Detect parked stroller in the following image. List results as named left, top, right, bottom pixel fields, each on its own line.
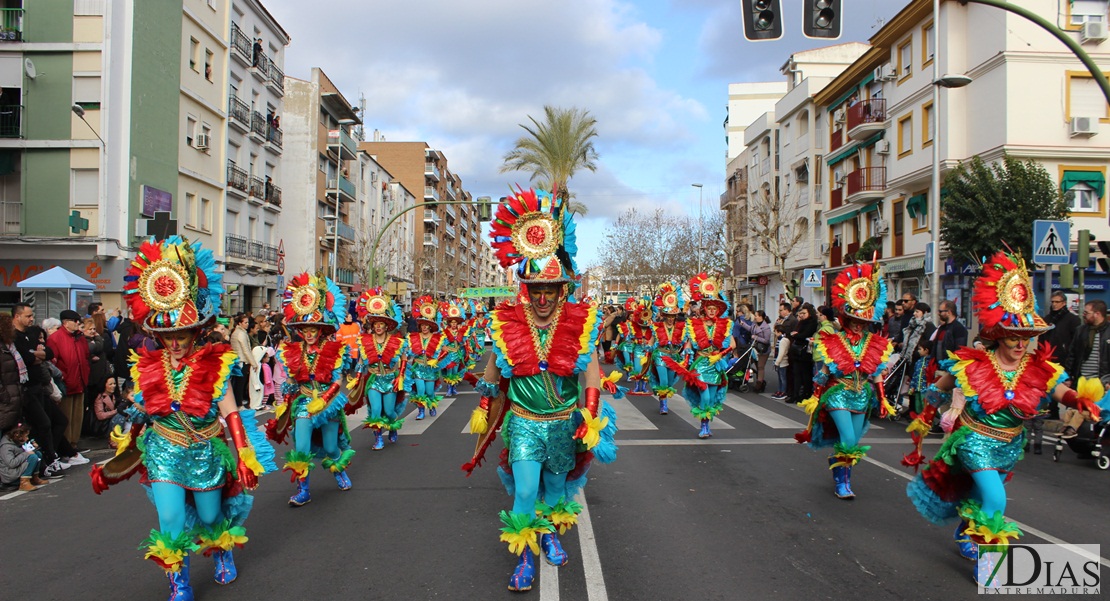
left=727, top=343, right=763, bottom=393
left=1053, top=414, right=1110, bottom=470
left=879, top=352, right=911, bottom=422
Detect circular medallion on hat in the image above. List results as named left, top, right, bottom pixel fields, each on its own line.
left=367, top=296, right=387, bottom=314
left=663, top=292, right=677, bottom=308
left=292, top=285, right=319, bottom=316
left=511, top=212, right=560, bottom=259
left=138, top=259, right=191, bottom=312
left=420, top=305, right=436, bottom=319
left=701, top=279, right=718, bottom=296
left=845, top=276, right=876, bottom=310
left=995, top=270, right=1034, bottom=316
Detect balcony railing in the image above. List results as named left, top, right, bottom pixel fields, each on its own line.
left=830, top=186, right=843, bottom=210
left=250, top=111, right=267, bottom=139
left=327, top=175, right=356, bottom=201
left=249, top=241, right=265, bottom=261
left=0, top=105, right=21, bottom=138
left=423, top=233, right=439, bottom=247
left=424, top=186, right=440, bottom=202
left=336, top=220, right=356, bottom=243
left=230, top=23, right=252, bottom=65
left=252, top=50, right=271, bottom=80
left=266, top=125, right=282, bottom=148
left=829, top=127, right=845, bottom=153
left=444, top=204, right=456, bottom=219
left=226, top=161, right=248, bottom=193
left=0, top=9, right=24, bottom=42
left=263, top=243, right=279, bottom=265
left=226, top=235, right=249, bottom=259
left=424, top=162, right=441, bottom=181
left=846, top=167, right=886, bottom=201
left=0, top=200, right=21, bottom=235
left=445, top=224, right=456, bottom=238
left=327, top=129, right=357, bottom=160
left=249, top=176, right=265, bottom=199
left=847, top=98, right=886, bottom=136
left=265, top=184, right=281, bottom=207
left=227, top=95, right=250, bottom=129
left=268, top=63, right=284, bottom=92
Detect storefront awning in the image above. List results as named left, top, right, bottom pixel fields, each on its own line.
left=827, top=209, right=860, bottom=226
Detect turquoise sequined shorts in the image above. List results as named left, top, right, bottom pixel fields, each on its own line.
left=956, top=430, right=1024, bottom=473
left=143, top=429, right=229, bottom=491
left=503, top=413, right=576, bottom=475
left=822, top=385, right=873, bottom=413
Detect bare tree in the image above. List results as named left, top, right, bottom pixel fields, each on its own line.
left=595, top=208, right=726, bottom=285
left=747, top=183, right=809, bottom=294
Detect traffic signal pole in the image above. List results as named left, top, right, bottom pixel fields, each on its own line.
left=366, top=198, right=490, bottom=288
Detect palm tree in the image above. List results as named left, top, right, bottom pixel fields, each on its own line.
left=501, top=105, right=599, bottom=215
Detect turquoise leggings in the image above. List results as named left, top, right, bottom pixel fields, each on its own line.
left=368, top=390, right=401, bottom=422
left=829, top=409, right=868, bottom=448
left=694, top=384, right=724, bottom=417
left=970, top=469, right=1009, bottom=518
left=654, top=364, right=677, bottom=390
left=151, top=482, right=223, bottom=538
left=413, top=379, right=437, bottom=400
left=510, top=460, right=569, bottom=515
left=294, top=418, right=340, bottom=460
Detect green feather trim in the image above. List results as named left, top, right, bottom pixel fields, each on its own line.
left=283, top=449, right=316, bottom=469
left=322, top=448, right=356, bottom=473
left=499, top=510, right=554, bottom=535
left=690, top=405, right=722, bottom=420
left=138, top=528, right=198, bottom=553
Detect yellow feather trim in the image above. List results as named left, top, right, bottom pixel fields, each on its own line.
left=549, top=511, right=579, bottom=535
left=1076, top=375, right=1105, bottom=404
left=237, top=446, right=265, bottom=476
left=469, top=407, right=489, bottom=434
left=427, top=359, right=439, bottom=368
left=144, top=541, right=188, bottom=572
left=306, top=394, right=325, bottom=415
left=881, top=397, right=898, bottom=418
left=500, top=527, right=545, bottom=556
left=283, top=460, right=312, bottom=480
left=199, top=530, right=248, bottom=552
left=274, top=402, right=288, bottom=419
left=577, top=408, right=608, bottom=450
left=576, top=301, right=600, bottom=356
left=965, top=523, right=1021, bottom=546
left=601, top=371, right=623, bottom=385
left=906, top=416, right=931, bottom=437
left=950, top=353, right=977, bottom=398
left=490, top=311, right=514, bottom=367
left=798, top=395, right=820, bottom=415
left=346, top=375, right=360, bottom=390
left=110, top=425, right=132, bottom=456
left=215, top=350, right=237, bottom=401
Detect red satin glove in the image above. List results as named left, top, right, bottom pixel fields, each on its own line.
left=574, top=387, right=601, bottom=441
left=225, top=411, right=258, bottom=490
left=1062, top=389, right=1103, bottom=421
left=321, top=381, right=342, bottom=403
left=874, top=382, right=891, bottom=418
left=479, top=396, right=490, bottom=411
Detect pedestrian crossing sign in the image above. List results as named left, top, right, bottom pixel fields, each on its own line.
left=1032, top=220, right=1070, bottom=265
left=802, top=268, right=822, bottom=288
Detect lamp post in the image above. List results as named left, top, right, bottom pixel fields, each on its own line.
left=928, top=0, right=973, bottom=316
left=692, top=183, right=704, bottom=272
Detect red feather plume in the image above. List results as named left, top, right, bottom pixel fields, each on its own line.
left=489, top=188, right=543, bottom=268
left=123, top=240, right=165, bottom=324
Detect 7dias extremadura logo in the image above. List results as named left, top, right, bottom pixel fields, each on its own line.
left=977, top=544, right=1101, bottom=595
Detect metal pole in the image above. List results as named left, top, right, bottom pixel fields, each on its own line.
left=929, top=0, right=943, bottom=318
left=366, top=199, right=479, bottom=288
left=332, top=130, right=341, bottom=282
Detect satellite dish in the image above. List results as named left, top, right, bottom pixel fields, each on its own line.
left=24, top=58, right=36, bottom=80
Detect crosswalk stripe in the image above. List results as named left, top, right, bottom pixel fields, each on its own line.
left=758, top=393, right=885, bottom=429
left=605, top=396, right=659, bottom=431
left=723, top=395, right=803, bottom=429
left=400, top=397, right=456, bottom=435
left=669, top=394, right=734, bottom=430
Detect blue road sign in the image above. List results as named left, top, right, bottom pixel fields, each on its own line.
left=1033, top=220, right=1070, bottom=265
left=802, top=268, right=822, bottom=288
left=924, top=241, right=935, bottom=275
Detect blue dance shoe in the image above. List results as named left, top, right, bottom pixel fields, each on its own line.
left=447, top=384, right=457, bottom=396
left=372, top=430, right=385, bottom=451
left=507, top=551, right=536, bottom=592
left=416, top=407, right=426, bottom=420
left=167, top=556, right=194, bottom=601
left=212, top=549, right=237, bottom=585
left=334, top=470, right=352, bottom=491
left=541, top=532, right=569, bottom=567
left=698, top=419, right=711, bottom=439
left=829, top=457, right=854, bottom=499
left=388, top=430, right=398, bottom=443
left=289, top=476, right=311, bottom=507
left=954, top=520, right=977, bottom=561
left=659, top=399, right=669, bottom=414
left=430, top=405, right=437, bottom=417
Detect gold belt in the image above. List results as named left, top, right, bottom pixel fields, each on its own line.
left=832, top=376, right=868, bottom=392
left=510, top=403, right=575, bottom=422
left=152, top=418, right=223, bottom=447
left=958, top=413, right=1023, bottom=442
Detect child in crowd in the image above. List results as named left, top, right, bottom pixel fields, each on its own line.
left=772, top=327, right=791, bottom=401
left=262, top=347, right=276, bottom=407
left=0, top=424, right=47, bottom=491
left=93, top=377, right=120, bottom=437
left=107, top=381, right=135, bottom=449
left=907, top=340, right=934, bottom=416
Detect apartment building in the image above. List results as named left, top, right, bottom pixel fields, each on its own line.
left=349, top=148, right=416, bottom=302
left=220, top=0, right=289, bottom=312
left=280, top=67, right=361, bottom=291
left=0, top=0, right=182, bottom=311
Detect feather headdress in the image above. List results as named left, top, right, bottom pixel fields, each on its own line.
left=411, top=295, right=440, bottom=331
left=123, top=236, right=222, bottom=332
left=653, top=281, right=684, bottom=318
left=830, top=261, right=886, bottom=323
left=489, top=187, right=579, bottom=285
left=972, top=251, right=1052, bottom=340
left=689, top=273, right=730, bottom=317
left=355, top=287, right=402, bottom=331
left=282, top=271, right=346, bottom=332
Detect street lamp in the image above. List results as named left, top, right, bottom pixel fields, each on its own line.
left=928, top=0, right=974, bottom=316
left=72, top=104, right=106, bottom=146
left=692, top=183, right=703, bottom=273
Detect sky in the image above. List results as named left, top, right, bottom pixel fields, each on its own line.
left=263, top=0, right=906, bottom=268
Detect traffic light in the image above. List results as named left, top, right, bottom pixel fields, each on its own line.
left=802, top=0, right=842, bottom=40
left=1078, top=229, right=1094, bottom=269
left=741, top=0, right=783, bottom=41
left=1059, top=264, right=1075, bottom=290
left=476, top=196, right=492, bottom=222
left=1098, top=240, right=1110, bottom=272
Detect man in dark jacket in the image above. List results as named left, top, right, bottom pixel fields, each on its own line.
left=930, top=300, right=968, bottom=370
left=1065, top=299, right=1110, bottom=382
left=11, top=303, right=75, bottom=476
left=1042, top=292, right=1080, bottom=364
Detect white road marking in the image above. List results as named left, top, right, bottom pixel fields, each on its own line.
left=617, top=438, right=941, bottom=446
left=669, top=394, right=734, bottom=430
left=539, top=550, right=559, bottom=599
left=400, top=397, right=455, bottom=435
left=606, top=395, right=660, bottom=430
left=723, top=395, right=803, bottom=429
left=862, top=456, right=1110, bottom=569
left=575, top=493, right=609, bottom=601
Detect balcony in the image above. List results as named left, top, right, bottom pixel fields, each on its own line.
left=249, top=240, right=265, bottom=262
left=263, top=243, right=279, bottom=266
left=444, top=203, right=456, bottom=219
left=226, top=235, right=249, bottom=260
left=830, top=186, right=843, bottom=210
left=424, top=162, right=441, bottom=181
left=423, top=210, right=440, bottom=225
left=327, top=175, right=356, bottom=203
left=227, top=95, right=250, bottom=133
left=250, top=111, right=267, bottom=143
left=445, top=223, right=456, bottom=238
left=424, top=186, right=440, bottom=202
left=265, top=125, right=282, bottom=153
left=0, top=105, right=21, bottom=138
left=323, top=220, right=356, bottom=245
left=335, top=268, right=355, bottom=286
left=265, top=184, right=281, bottom=211
left=846, top=167, right=886, bottom=203
left=267, top=62, right=284, bottom=95
left=445, top=185, right=457, bottom=201
left=327, top=128, right=357, bottom=161
left=251, top=50, right=270, bottom=82
left=445, top=245, right=455, bottom=258
left=226, top=161, right=248, bottom=198
left=230, top=23, right=252, bottom=66
left=847, top=99, right=886, bottom=140
left=0, top=9, right=22, bottom=42
left=829, top=127, right=845, bottom=153
left=0, top=200, right=21, bottom=235
left=248, top=176, right=265, bottom=204
left=423, top=233, right=439, bottom=247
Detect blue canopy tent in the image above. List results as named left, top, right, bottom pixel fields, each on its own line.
left=17, top=266, right=97, bottom=318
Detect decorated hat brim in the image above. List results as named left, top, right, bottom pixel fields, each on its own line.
left=364, top=315, right=399, bottom=330
left=978, top=322, right=1054, bottom=341
left=415, top=318, right=439, bottom=331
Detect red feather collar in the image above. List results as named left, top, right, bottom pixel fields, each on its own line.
left=359, top=333, right=404, bottom=366
left=689, top=318, right=730, bottom=350
left=443, top=326, right=469, bottom=344
left=281, top=340, right=344, bottom=384
left=409, top=332, right=445, bottom=358
left=818, top=331, right=890, bottom=376
left=952, top=346, right=1058, bottom=416
left=492, top=302, right=592, bottom=377
left=135, top=344, right=235, bottom=417
left=654, top=321, right=684, bottom=346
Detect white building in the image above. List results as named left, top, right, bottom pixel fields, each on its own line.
left=351, top=149, right=416, bottom=303
left=725, top=82, right=787, bottom=163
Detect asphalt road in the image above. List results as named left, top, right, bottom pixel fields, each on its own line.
left=3, top=360, right=1107, bottom=601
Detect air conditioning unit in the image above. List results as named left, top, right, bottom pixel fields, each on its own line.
left=1082, top=21, right=1108, bottom=44
left=324, top=223, right=336, bottom=237
left=193, top=133, right=210, bottom=150
left=820, top=243, right=831, bottom=255
left=834, top=109, right=846, bottom=123
left=1069, top=116, right=1098, bottom=138
left=835, top=171, right=846, bottom=185
left=875, top=139, right=890, bottom=154
left=873, top=64, right=895, bottom=81
left=875, top=220, right=890, bottom=235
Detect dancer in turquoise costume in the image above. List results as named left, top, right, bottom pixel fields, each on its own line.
left=684, top=274, right=735, bottom=439
left=903, top=251, right=1102, bottom=586
left=624, top=298, right=655, bottom=396
left=91, top=236, right=276, bottom=601
left=794, top=260, right=894, bottom=500
left=406, top=295, right=448, bottom=420
left=440, top=298, right=470, bottom=396
left=649, top=281, right=689, bottom=415
left=267, top=271, right=354, bottom=507
left=614, top=296, right=640, bottom=375
left=353, top=287, right=408, bottom=450
left=462, top=187, right=618, bottom=592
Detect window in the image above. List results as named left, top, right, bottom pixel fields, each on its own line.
left=912, top=195, right=929, bottom=231
left=199, top=124, right=212, bottom=151
left=71, top=169, right=98, bottom=207
left=184, top=193, right=197, bottom=228
left=922, top=22, right=935, bottom=67
left=1067, top=71, right=1110, bottom=121
left=1068, top=183, right=1099, bottom=212
left=204, top=49, right=214, bottom=82
left=922, top=101, right=935, bottom=146
left=200, top=197, right=211, bottom=232
left=898, top=114, right=914, bottom=157
left=898, top=40, right=913, bottom=80
left=72, top=75, right=101, bottom=107
left=226, top=210, right=239, bottom=235
left=189, top=38, right=200, bottom=72
left=1070, top=0, right=1107, bottom=27
left=1060, top=168, right=1106, bottom=215
left=186, top=116, right=197, bottom=146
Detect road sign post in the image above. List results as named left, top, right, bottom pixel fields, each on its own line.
left=802, top=268, right=822, bottom=288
